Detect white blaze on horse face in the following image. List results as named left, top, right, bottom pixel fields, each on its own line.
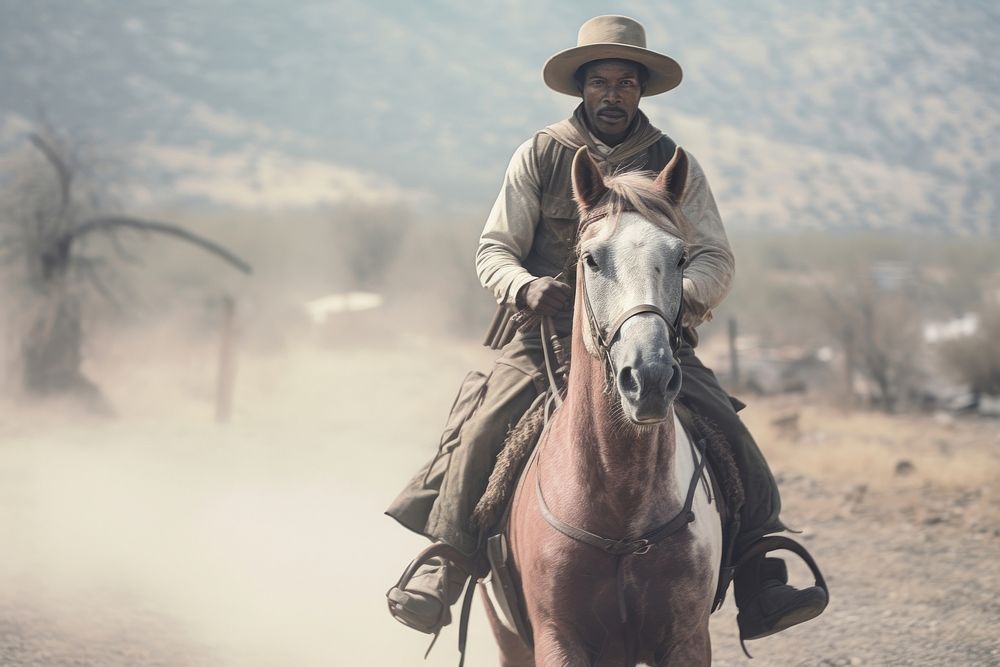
left=581, top=212, right=685, bottom=360
left=581, top=212, right=687, bottom=423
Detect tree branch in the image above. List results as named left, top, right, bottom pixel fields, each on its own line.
left=68, top=216, right=253, bottom=275
left=28, top=133, right=72, bottom=218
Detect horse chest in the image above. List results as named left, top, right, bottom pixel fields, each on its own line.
left=519, top=538, right=711, bottom=664
left=535, top=532, right=708, bottom=614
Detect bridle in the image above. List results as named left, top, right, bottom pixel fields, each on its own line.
left=578, top=251, right=685, bottom=389
left=531, top=224, right=701, bottom=626
left=535, top=255, right=705, bottom=626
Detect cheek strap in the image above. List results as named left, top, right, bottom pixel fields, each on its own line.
left=580, top=263, right=686, bottom=356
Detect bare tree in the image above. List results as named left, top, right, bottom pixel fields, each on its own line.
left=0, top=127, right=251, bottom=406
left=820, top=268, right=925, bottom=412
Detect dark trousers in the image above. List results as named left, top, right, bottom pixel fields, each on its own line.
left=673, top=343, right=785, bottom=554
left=386, top=335, right=784, bottom=558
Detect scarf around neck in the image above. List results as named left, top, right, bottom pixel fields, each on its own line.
left=542, top=103, right=665, bottom=167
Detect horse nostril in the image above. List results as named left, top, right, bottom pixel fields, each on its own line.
left=618, top=366, right=639, bottom=395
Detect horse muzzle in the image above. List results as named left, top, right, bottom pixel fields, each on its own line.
left=617, top=359, right=682, bottom=423
left=601, top=309, right=684, bottom=424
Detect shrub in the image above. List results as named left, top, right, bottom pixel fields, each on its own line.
left=939, top=306, right=1000, bottom=396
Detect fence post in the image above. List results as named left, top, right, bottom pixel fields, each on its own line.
left=842, top=324, right=855, bottom=407
left=215, top=295, right=238, bottom=423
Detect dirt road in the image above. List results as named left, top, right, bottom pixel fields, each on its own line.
left=1, top=339, right=997, bottom=666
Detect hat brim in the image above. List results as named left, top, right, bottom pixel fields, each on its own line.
left=543, top=43, right=683, bottom=97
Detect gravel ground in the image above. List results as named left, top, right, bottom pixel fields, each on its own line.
left=710, top=472, right=1000, bottom=666
left=0, top=584, right=225, bottom=667
left=0, top=342, right=997, bottom=666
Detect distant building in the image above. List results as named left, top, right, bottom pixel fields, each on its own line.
left=923, top=313, right=979, bottom=343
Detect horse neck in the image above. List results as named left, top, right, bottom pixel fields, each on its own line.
left=551, top=291, right=681, bottom=522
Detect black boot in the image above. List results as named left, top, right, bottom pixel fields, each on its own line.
left=734, top=555, right=828, bottom=640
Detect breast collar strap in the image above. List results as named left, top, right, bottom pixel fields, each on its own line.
left=535, top=433, right=709, bottom=622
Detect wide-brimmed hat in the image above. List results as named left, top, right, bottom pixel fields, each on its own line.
left=543, top=15, right=683, bottom=97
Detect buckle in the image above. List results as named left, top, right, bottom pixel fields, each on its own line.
left=608, top=538, right=652, bottom=556
left=632, top=540, right=653, bottom=555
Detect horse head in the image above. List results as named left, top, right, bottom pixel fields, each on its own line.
left=571, top=145, right=693, bottom=425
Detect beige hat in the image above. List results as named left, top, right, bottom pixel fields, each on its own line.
left=543, top=15, right=683, bottom=97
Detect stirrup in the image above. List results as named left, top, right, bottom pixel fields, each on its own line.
left=387, top=542, right=482, bottom=598
left=386, top=542, right=482, bottom=667
left=735, top=535, right=828, bottom=598
left=734, top=535, right=829, bottom=657
left=386, top=583, right=451, bottom=635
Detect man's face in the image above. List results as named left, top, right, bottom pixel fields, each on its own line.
left=580, top=59, right=643, bottom=146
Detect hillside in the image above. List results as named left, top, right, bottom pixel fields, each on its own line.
left=1, top=1, right=997, bottom=234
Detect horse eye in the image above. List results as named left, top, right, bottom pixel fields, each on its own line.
left=585, top=253, right=599, bottom=270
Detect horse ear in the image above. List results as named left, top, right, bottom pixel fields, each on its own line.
left=571, top=146, right=608, bottom=214
left=654, top=146, right=688, bottom=204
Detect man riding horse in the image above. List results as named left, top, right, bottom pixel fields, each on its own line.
left=386, top=14, right=827, bottom=648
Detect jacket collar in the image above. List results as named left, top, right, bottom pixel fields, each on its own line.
left=542, top=104, right=664, bottom=166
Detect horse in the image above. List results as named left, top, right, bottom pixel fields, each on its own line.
left=482, top=145, right=724, bottom=667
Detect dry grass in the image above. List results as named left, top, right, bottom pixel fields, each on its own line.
left=743, top=397, right=999, bottom=491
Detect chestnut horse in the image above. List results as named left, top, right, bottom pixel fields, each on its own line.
left=485, top=146, right=723, bottom=666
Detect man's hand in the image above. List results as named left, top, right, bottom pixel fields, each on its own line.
left=520, top=277, right=572, bottom=316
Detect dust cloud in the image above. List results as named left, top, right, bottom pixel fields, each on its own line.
left=0, top=208, right=507, bottom=666
left=1, top=326, right=509, bottom=666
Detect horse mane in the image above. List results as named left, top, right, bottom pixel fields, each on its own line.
left=578, top=169, right=695, bottom=249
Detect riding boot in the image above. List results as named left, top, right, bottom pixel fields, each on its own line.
left=734, top=555, right=828, bottom=640
left=386, top=557, right=470, bottom=634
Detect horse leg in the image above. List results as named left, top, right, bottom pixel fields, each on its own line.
left=533, top=627, right=592, bottom=667
left=657, top=627, right=711, bottom=667
left=479, top=583, right=534, bottom=667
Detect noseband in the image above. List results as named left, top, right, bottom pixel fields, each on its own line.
left=579, top=256, right=685, bottom=383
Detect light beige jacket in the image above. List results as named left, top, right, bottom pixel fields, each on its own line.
left=476, top=107, right=734, bottom=328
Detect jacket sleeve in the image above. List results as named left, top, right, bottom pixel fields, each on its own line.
left=475, top=138, right=543, bottom=306
left=679, top=152, right=735, bottom=327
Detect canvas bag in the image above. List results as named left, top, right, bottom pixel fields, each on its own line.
left=385, top=370, right=489, bottom=537
left=427, top=370, right=489, bottom=480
